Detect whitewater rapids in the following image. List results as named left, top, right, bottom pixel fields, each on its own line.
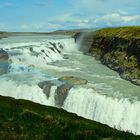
left=0, top=35, right=140, bottom=135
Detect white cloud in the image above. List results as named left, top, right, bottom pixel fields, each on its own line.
left=4, top=3, right=14, bottom=6
left=0, top=25, right=5, bottom=28
left=53, top=13, right=82, bottom=22
left=34, top=2, right=48, bottom=7
left=20, top=22, right=62, bottom=31
left=0, top=2, right=16, bottom=8
left=3, top=2, right=15, bottom=8
left=47, top=23, right=62, bottom=29
left=71, top=0, right=137, bottom=13
left=94, top=12, right=140, bottom=26
left=21, top=24, right=30, bottom=29
left=21, top=10, right=140, bottom=31
left=0, top=24, right=6, bottom=30
left=122, top=15, right=139, bottom=23
left=50, top=13, right=92, bottom=29
left=71, top=0, right=140, bottom=27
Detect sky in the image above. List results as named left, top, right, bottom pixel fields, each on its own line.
left=0, top=0, right=140, bottom=32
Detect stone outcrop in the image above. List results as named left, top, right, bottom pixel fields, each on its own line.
left=0, top=49, right=10, bottom=75
left=74, top=26, right=140, bottom=86
left=38, top=76, right=88, bottom=107
left=55, top=83, right=72, bottom=106
left=59, top=76, right=88, bottom=85
left=38, top=81, right=55, bottom=98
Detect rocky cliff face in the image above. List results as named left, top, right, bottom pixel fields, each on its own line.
left=0, top=49, right=10, bottom=75
left=75, top=27, right=140, bottom=86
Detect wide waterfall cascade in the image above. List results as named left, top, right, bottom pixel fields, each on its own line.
left=35, top=81, right=140, bottom=135
left=63, top=87, right=140, bottom=135
left=0, top=35, right=140, bottom=135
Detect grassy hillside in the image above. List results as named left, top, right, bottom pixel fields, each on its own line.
left=93, top=26, right=140, bottom=39
left=0, top=95, right=139, bottom=140
left=85, top=26, right=140, bottom=86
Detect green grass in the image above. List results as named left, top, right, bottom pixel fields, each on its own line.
left=94, top=26, right=140, bottom=40
left=0, top=95, right=139, bottom=140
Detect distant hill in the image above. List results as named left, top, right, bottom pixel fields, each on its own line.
left=0, top=28, right=99, bottom=39
left=0, top=30, right=75, bottom=38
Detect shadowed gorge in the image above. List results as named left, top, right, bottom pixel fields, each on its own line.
left=75, top=27, right=140, bottom=86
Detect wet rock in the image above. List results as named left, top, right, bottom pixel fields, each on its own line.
left=41, top=49, right=49, bottom=57
left=0, top=49, right=9, bottom=75
left=38, top=81, right=55, bottom=98
left=59, top=76, right=88, bottom=85
left=49, top=42, right=56, bottom=47
left=29, top=47, right=33, bottom=52
left=73, top=32, right=83, bottom=42
left=38, top=81, right=51, bottom=89
left=54, top=46, right=61, bottom=53
left=41, top=49, right=45, bottom=53
left=58, top=43, right=63, bottom=49
left=38, top=79, right=72, bottom=107
left=38, top=76, right=88, bottom=107
left=55, top=84, right=73, bottom=107
left=63, top=54, right=69, bottom=59
left=49, top=47, right=55, bottom=52
left=0, top=49, right=9, bottom=60
left=49, top=42, right=62, bottom=53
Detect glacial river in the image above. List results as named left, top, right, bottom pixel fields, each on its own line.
left=0, top=35, right=140, bottom=135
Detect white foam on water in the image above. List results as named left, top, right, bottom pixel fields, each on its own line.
left=0, top=79, right=48, bottom=105
left=1, top=35, right=140, bottom=136
left=8, top=43, right=63, bottom=71
left=3, top=37, right=79, bottom=74
left=58, top=38, right=79, bottom=52
left=45, top=86, right=58, bottom=106
left=63, top=87, right=140, bottom=135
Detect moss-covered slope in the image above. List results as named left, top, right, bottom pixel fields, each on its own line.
left=87, top=26, right=140, bottom=86
left=0, top=95, right=139, bottom=140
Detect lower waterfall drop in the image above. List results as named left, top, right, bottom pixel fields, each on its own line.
left=63, top=87, right=140, bottom=135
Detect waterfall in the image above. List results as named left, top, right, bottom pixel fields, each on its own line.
left=0, top=36, right=79, bottom=75
left=62, top=87, right=140, bottom=135
left=35, top=80, right=140, bottom=135
left=0, top=35, right=140, bottom=136
left=0, top=79, right=48, bottom=105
